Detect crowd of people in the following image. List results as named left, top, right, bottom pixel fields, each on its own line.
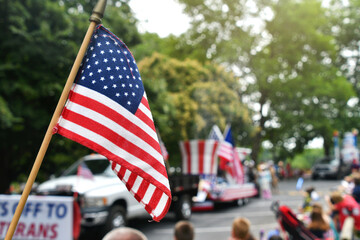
left=100, top=218, right=255, bottom=240
left=101, top=221, right=195, bottom=240
left=100, top=164, right=360, bottom=240
left=247, top=161, right=282, bottom=200
left=295, top=169, right=360, bottom=240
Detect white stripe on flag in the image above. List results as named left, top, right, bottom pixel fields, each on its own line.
left=204, top=141, right=215, bottom=174
left=131, top=176, right=143, bottom=194
left=74, top=84, right=159, bottom=146
left=153, top=193, right=170, bottom=217
left=58, top=119, right=170, bottom=188
left=179, top=142, right=188, bottom=174
left=65, top=97, right=163, bottom=162
left=143, top=184, right=156, bottom=205
left=190, top=141, right=199, bottom=174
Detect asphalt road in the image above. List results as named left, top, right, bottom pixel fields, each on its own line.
left=125, top=178, right=340, bottom=240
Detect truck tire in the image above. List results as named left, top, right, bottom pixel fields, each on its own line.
left=104, top=205, right=127, bottom=233
left=175, top=195, right=192, bottom=220
left=233, top=198, right=244, bottom=207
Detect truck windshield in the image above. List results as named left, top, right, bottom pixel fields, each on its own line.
left=62, top=159, right=113, bottom=176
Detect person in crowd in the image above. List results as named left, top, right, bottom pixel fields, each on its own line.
left=258, top=164, right=272, bottom=200
left=307, top=203, right=332, bottom=239
left=247, top=160, right=260, bottom=198
left=174, top=220, right=195, bottom=240
left=229, top=217, right=256, bottom=240
left=299, top=186, right=316, bottom=213
left=102, top=227, right=148, bottom=240
left=340, top=175, right=354, bottom=195
left=352, top=172, right=360, bottom=203
left=351, top=162, right=360, bottom=174
left=268, top=236, right=282, bottom=240
left=267, top=229, right=282, bottom=240
left=277, top=161, right=285, bottom=180
left=285, top=162, right=292, bottom=178
left=269, top=163, right=279, bottom=194
left=326, top=191, right=360, bottom=233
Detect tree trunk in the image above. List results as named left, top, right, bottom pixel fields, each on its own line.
left=0, top=153, right=12, bottom=193
left=251, top=99, right=267, bottom=164
left=323, top=135, right=331, bottom=157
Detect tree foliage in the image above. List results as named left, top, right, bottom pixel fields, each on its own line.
left=178, top=0, right=355, bottom=162
left=138, top=53, right=253, bottom=165
left=0, top=0, right=140, bottom=192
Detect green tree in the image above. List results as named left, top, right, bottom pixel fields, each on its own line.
left=255, top=0, right=355, bottom=159
left=326, top=0, right=360, bottom=134
left=132, top=32, right=208, bottom=62
left=291, top=148, right=324, bottom=170
left=0, top=0, right=140, bottom=193
left=138, top=53, right=253, bottom=165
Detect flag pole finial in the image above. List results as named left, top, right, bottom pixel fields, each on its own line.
left=89, top=0, right=107, bottom=24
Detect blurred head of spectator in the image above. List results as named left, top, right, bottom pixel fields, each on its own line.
left=102, top=227, right=148, bottom=240
left=230, top=217, right=255, bottom=240
left=174, top=220, right=194, bottom=240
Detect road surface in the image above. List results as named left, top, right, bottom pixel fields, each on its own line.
left=124, top=178, right=340, bottom=240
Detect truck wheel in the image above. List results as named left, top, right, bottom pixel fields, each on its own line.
left=233, top=199, right=243, bottom=207
left=104, top=205, right=127, bottom=232
left=175, top=195, right=192, bottom=220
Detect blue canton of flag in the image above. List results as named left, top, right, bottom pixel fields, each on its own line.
left=77, top=29, right=144, bottom=114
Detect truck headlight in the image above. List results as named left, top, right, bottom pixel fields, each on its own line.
left=83, top=197, right=108, bottom=208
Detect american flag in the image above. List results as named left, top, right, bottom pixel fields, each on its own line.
left=208, top=124, right=224, bottom=142
left=218, top=125, right=244, bottom=183
left=77, top=162, right=94, bottom=180
left=179, top=140, right=219, bottom=175
left=217, top=125, right=235, bottom=162
left=55, top=25, right=171, bottom=221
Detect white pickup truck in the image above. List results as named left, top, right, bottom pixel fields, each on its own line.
left=35, top=154, right=199, bottom=234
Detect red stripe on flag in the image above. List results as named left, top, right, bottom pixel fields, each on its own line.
left=198, top=141, right=204, bottom=174
left=61, top=107, right=167, bottom=177
left=68, top=91, right=161, bottom=155
left=126, top=172, right=137, bottom=190
left=118, top=165, right=127, bottom=181
left=184, top=141, right=191, bottom=174
left=136, top=180, right=150, bottom=202
left=134, top=108, right=156, bottom=135
left=147, top=188, right=163, bottom=213
left=136, top=98, right=156, bottom=132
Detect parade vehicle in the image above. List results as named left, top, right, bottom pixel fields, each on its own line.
left=179, top=140, right=258, bottom=211
left=312, top=130, right=359, bottom=180
left=311, top=156, right=351, bottom=180
left=35, top=154, right=199, bottom=234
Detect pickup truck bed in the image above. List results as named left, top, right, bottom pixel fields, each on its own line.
left=168, top=174, right=199, bottom=220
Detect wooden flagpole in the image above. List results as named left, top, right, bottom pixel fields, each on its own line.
left=5, top=1, right=107, bottom=239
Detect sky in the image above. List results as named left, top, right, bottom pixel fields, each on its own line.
left=129, top=0, right=190, bottom=38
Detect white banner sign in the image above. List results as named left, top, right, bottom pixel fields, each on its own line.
left=0, top=194, right=73, bottom=240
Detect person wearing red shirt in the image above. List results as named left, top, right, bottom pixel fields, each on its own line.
left=328, top=191, right=360, bottom=232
